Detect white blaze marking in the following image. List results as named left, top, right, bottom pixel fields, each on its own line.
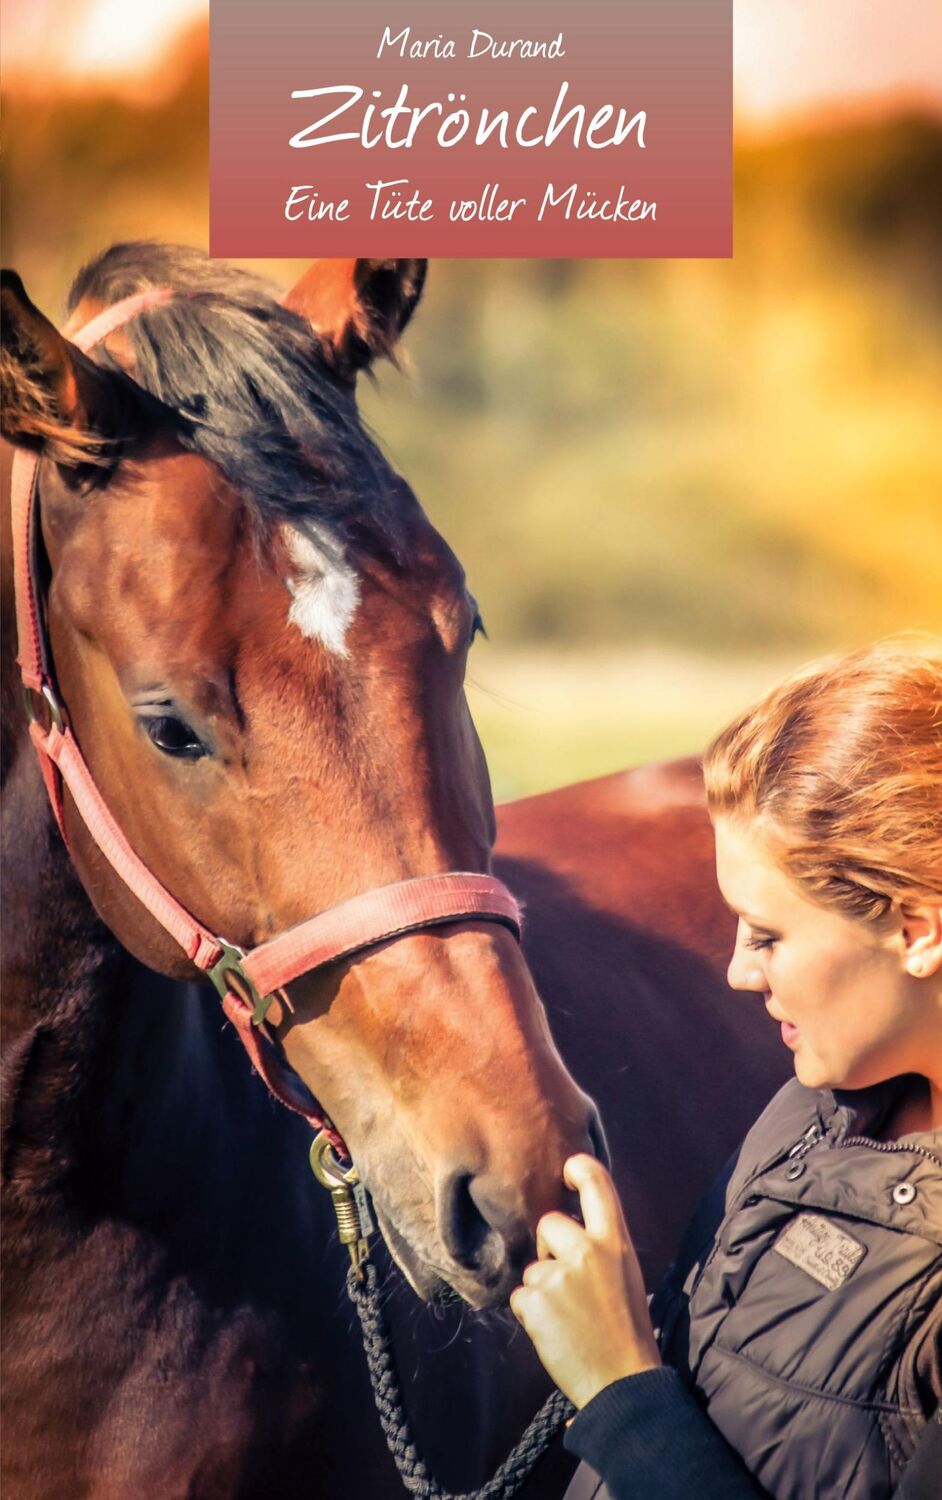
left=284, top=523, right=360, bottom=656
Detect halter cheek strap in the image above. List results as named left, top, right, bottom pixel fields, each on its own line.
left=10, top=288, right=523, bottom=1154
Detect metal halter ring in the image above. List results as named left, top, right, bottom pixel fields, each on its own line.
left=309, top=1132, right=359, bottom=1190
left=207, top=939, right=275, bottom=1026
left=24, top=682, right=67, bottom=735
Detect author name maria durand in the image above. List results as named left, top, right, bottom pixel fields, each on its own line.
left=376, top=26, right=569, bottom=63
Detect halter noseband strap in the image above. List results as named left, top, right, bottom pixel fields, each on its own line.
left=10, top=288, right=522, bottom=1149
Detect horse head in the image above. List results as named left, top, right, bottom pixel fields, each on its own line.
left=0, top=246, right=604, bottom=1309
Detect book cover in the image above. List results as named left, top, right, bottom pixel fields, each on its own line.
left=3, top=3, right=940, bottom=1496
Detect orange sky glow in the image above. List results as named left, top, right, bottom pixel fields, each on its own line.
left=3, top=0, right=942, bottom=124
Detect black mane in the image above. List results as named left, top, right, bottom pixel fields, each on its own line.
left=68, top=242, right=400, bottom=545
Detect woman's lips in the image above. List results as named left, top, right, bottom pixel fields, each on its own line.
left=781, top=1021, right=800, bottom=1048
left=764, top=997, right=800, bottom=1047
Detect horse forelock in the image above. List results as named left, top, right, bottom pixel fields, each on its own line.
left=65, top=242, right=405, bottom=556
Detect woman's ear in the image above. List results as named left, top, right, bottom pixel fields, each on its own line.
left=282, top=258, right=426, bottom=382
left=899, top=903, right=942, bottom=979
left=0, top=269, right=138, bottom=470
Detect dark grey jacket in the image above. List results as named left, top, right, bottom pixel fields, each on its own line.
left=566, top=1076, right=942, bottom=1499
left=656, top=1075, right=941, bottom=1495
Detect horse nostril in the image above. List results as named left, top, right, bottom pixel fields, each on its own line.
left=439, top=1171, right=496, bottom=1272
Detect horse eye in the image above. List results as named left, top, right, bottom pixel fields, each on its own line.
left=143, top=715, right=208, bottom=760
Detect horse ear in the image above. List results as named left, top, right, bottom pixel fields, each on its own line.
left=0, top=269, right=129, bottom=470
left=282, top=258, right=427, bottom=381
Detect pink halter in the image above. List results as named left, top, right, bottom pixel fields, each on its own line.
left=10, top=289, right=522, bottom=1152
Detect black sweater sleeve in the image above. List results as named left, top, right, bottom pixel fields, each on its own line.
left=563, top=1374, right=941, bottom=1500
left=563, top=1367, right=762, bottom=1499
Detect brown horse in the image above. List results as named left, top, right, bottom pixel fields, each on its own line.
left=0, top=247, right=787, bottom=1499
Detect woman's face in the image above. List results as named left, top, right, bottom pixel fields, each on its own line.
left=714, top=816, right=935, bottom=1091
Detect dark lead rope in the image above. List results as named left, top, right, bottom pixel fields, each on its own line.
left=346, top=1261, right=575, bottom=1499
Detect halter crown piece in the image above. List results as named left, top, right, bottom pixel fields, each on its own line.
left=10, top=288, right=523, bottom=1154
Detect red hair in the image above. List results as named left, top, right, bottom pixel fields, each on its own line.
left=704, top=636, right=942, bottom=921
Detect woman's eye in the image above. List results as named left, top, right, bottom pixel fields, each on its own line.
left=470, top=610, right=486, bottom=645
left=745, top=935, right=777, bottom=951
left=143, top=715, right=207, bottom=760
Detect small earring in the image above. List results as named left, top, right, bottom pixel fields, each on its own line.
left=908, top=960, right=925, bottom=977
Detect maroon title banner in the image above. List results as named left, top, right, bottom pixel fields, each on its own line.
left=210, top=0, right=731, bottom=257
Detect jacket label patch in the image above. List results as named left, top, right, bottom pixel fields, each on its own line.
left=772, top=1213, right=866, bottom=1289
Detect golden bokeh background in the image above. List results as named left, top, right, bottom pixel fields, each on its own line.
left=4, top=1, right=941, bottom=797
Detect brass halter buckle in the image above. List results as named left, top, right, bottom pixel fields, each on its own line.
left=309, top=1131, right=375, bottom=1281
left=207, top=939, right=274, bottom=1027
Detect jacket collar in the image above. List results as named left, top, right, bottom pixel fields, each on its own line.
left=821, top=1074, right=935, bottom=1144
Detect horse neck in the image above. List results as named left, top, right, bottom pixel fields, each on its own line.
left=0, top=486, right=319, bottom=1281
left=0, top=717, right=285, bottom=1220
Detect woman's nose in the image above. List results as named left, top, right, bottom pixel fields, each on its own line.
left=727, top=924, right=767, bottom=992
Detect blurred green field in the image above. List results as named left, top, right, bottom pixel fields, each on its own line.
left=5, top=39, right=941, bottom=795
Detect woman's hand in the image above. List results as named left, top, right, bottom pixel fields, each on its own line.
left=509, top=1154, right=661, bottom=1409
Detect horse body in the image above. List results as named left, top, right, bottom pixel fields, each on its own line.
left=0, top=249, right=788, bottom=1499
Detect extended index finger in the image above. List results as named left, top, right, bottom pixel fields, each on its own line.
left=563, top=1153, right=627, bottom=1242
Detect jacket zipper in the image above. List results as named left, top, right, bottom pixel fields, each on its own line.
left=743, top=1121, right=827, bottom=1190
left=840, top=1135, right=942, bottom=1169
left=786, top=1123, right=824, bottom=1163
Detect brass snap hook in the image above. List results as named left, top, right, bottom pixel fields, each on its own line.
left=310, top=1131, right=374, bottom=1280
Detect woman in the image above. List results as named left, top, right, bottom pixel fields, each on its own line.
left=511, top=637, right=942, bottom=1499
